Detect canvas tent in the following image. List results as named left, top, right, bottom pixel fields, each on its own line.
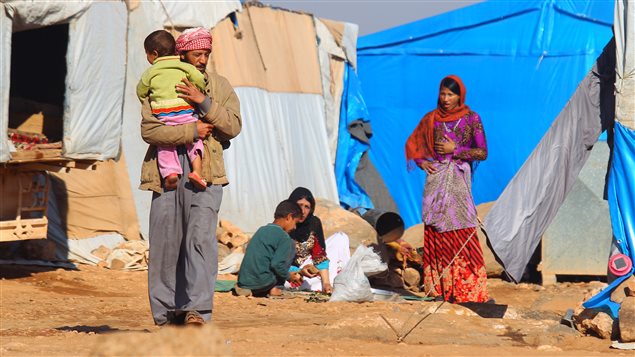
left=356, top=0, right=634, bottom=317
left=1, top=0, right=364, bottom=264
left=0, top=1, right=140, bottom=263
left=0, top=1, right=241, bottom=263
left=123, top=3, right=363, bottom=235
left=583, top=0, right=635, bottom=318
left=355, top=0, right=614, bottom=228
left=206, top=3, right=362, bottom=232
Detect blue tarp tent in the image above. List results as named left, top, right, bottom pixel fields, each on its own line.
left=355, top=0, right=614, bottom=227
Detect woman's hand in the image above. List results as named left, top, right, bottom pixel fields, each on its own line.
left=176, top=77, right=206, bottom=104
left=300, top=264, right=319, bottom=278
left=434, top=135, right=456, bottom=155
left=417, top=160, right=437, bottom=174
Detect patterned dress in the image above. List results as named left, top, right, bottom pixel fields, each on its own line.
left=420, top=111, right=489, bottom=303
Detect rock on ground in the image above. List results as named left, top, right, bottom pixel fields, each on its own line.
left=315, top=198, right=376, bottom=252
left=619, top=296, right=635, bottom=342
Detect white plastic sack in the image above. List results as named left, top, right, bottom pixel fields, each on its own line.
left=329, top=245, right=387, bottom=302
left=218, top=251, right=244, bottom=275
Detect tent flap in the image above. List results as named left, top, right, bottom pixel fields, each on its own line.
left=220, top=87, right=338, bottom=232
left=63, top=2, right=127, bottom=160
left=484, top=42, right=615, bottom=281
left=334, top=64, right=373, bottom=210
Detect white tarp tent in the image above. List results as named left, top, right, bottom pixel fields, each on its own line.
left=0, top=0, right=127, bottom=162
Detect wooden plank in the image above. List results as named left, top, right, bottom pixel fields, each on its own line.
left=0, top=217, right=48, bottom=242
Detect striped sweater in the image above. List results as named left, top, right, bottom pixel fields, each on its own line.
left=136, top=56, right=206, bottom=119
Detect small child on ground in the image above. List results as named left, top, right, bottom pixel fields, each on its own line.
left=136, top=30, right=208, bottom=190
left=236, top=200, right=304, bottom=297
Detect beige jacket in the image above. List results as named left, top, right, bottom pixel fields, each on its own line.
left=139, top=72, right=242, bottom=193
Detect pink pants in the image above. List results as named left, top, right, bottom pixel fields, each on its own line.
left=157, top=113, right=203, bottom=178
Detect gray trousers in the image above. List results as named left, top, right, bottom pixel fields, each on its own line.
left=148, top=149, right=221, bottom=325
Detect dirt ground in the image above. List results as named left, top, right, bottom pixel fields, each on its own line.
left=0, top=264, right=629, bottom=356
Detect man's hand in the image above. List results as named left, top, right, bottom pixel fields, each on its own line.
left=417, top=160, right=437, bottom=174
left=196, top=120, right=213, bottom=139
left=176, top=77, right=206, bottom=104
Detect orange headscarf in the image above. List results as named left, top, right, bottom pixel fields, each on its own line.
left=405, top=75, right=470, bottom=164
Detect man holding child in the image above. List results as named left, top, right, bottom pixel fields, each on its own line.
left=139, top=27, right=242, bottom=326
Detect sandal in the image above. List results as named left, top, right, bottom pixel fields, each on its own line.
left=184, top=311, right=205, bottom=326
left=188, top=172, right=207, bottom=190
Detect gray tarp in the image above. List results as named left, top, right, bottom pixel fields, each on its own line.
left=484, top=42, right=616, bottom=282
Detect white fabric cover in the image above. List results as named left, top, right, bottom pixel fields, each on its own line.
left=220, top=87, right=339, bottom=232
left=63, top=2, right=127, bottom=159
left=615, top=0, right=635, bottom=129
left=342, top=22, right=359, bottom=69
left=316, top=18, right=346, bottom=163
left=3, top=0, right=91, bottom=32
left=0, top=4, right=12, bottom=162
left=160, top=1, right=241, bottom=29
left=0, top=1, right=91, bottom=162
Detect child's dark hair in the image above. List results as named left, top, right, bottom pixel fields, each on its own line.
left=144, top=30, right=176, bottom=57
left=274, top=200, right=302, bottom=219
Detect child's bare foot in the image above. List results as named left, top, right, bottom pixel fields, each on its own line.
left=188, top=172, right=207, bottom=190
left=164, top=173, right=179, bottom=191
left=269, top=286, right=282, bottom=296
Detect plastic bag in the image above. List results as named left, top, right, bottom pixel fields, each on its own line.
left=329, top=245, right=387, bottom=302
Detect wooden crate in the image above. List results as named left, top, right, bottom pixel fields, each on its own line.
left=0, top=172, right=49, bottom=242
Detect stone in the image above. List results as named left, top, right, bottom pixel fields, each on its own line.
left=217, top=244, right=231, bottom=262
left=402, top=267, right=421, bottom=291
left=574, top=307, right=598, bottom=334
left=619, top=296, right=635, bottom=342
left=96, top=261, right=108, bottom=268
left=611, top=275, right=635, bottom=304
left=218, top=231, right=249, bottom=249
left=218, top=220, right=250, bottom=249
left=314, top=199, right=376, bottom=253
left=91, top=245, right=111, bottom=261
left=401, top=223, right=425, bottom=249
left=582, top=312, right=614, bottom=339
left=109, top=258, right=126, bottom=271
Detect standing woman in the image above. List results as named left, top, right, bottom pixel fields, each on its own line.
left=288, top=187, right=333, bottom=294
left=405, top=75, right=489, bottom=303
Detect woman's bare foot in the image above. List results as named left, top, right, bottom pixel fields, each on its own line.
left=269, top=286, right=282, bottom=296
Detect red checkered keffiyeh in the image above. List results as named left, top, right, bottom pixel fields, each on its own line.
left=175, top=27, right=212, bottom=52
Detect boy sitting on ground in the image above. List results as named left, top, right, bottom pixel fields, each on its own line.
left=236, top=200, right=304, bottom=297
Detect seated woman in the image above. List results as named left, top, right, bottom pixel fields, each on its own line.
left=287, top=187, right=337, bottom=294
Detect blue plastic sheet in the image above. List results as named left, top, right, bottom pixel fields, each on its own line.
left=584, top=121, right=635, bottom=318
left=334, top=63, right=374, bottom=209
left=357, top=0, right=613, bottom=227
